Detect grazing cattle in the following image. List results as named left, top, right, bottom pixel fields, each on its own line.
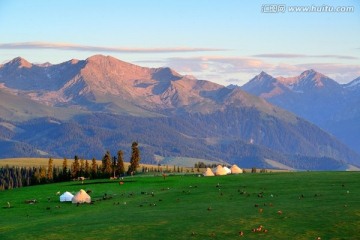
left=277, top=210, right=283, bottom=215
left=239, top=231, right=244, bottom=236
left=251, top=225, right=266, bottom=233
left=56, top=191, right=61, bottom=195
left=256, top=225, right=263, bottom=232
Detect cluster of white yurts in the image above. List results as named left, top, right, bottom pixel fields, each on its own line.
left=59, top=189, right=91, bottom=203
left=203, top=164, right=243, bottom=176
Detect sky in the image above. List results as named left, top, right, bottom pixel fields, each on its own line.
left=0, top=0, right=359, bottom=85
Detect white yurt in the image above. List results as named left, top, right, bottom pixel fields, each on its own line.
left=223, top=166, right=231, bottom=175
left=214, top=165, right=227, bottom=176
left=60, top=191, right=74, bottom=202
left=203, top=168, right=215, bottom=177
left=72, top=189, right=91, bottom=204
left=231, top=164, right=243, bottom=174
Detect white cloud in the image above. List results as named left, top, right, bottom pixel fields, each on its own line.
left=0, top=42, right=226, bottom=53
left=164, top=56, right=360, bottom=85
left=166, top=56, right=272, bottom=74
left=253, top=53, right=358, bottom=60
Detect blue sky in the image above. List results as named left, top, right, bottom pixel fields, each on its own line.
left=0, top=0, right=359, bottom=85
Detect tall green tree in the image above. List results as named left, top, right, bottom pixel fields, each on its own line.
left=39, top=166, right=46, bottom=182
left=117, top=150, right=125, bottom=176
left=91, top=157, right=98, bottom=178
left=102, top=151, right=112, bottom=177
left=62, top=158, right=69, bottom=180
left=80, top=158, right=85, bottom=176
left=62, top=158, right=68, bottom=174
left=128, top=142, right=141, bottom=175
left=47, top=158, right=53, bottom=181
left=71, top=155, right=80, bottom=178
left=85, top=160, right=90, bottom=178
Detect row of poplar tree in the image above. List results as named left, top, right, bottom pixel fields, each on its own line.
left=0, top=142, right=140, bottom=190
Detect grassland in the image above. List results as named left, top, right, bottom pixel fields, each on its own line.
left=1, top=171, right=359, bottom=239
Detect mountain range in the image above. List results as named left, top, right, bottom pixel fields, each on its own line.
left=0, top=55, right=359, bottom=170
left=241, top=69, right=360, bottom=155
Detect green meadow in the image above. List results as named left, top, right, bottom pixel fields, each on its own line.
left=1, top=172, right=359, bottom=240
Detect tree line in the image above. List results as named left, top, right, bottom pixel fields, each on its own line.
left=0, top=142, right=200, bottom=191
left=194, top=162, right=218, bottom=169
left=0, top=142, right=141, bottom=191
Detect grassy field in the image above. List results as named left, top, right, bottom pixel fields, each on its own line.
left=1, top=172, right=359, bottom=240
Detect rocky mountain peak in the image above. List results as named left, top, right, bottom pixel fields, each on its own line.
left=5, top=57, right=32, bottom=69
left=296, top=69, right=340, bottom=89
left=70, top=59, right=80, bottom=65
left=258, top=71, right=273, bottom=79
